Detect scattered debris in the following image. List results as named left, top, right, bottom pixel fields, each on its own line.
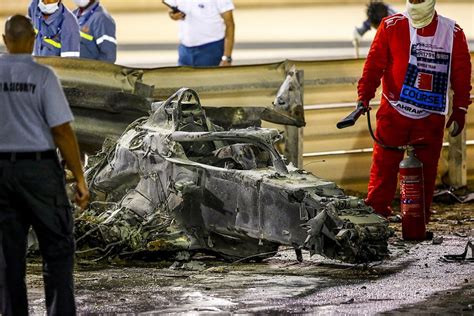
left=426, top=231, right=434, bottom=240
left=181, top=261, right=207, bottom=271
left=440, top=241, right=474, bottom=262
left=432, top=236, right=444, bottom=245
left=433, top=187, right=474, bottom=204
left=388, top=215, right=402, bottom=223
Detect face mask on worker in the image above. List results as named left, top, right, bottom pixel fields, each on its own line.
left=74, top=0, right=90, bottom=8
left=38, top=0, right=60, bottom=15
left=406, top=0, right=436, bottom=29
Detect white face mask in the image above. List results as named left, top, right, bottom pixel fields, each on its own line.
left=38, top=0, right=60, bottom=15
left=74, top=0, right=90, bottom=8
left=406, top=0, right=436, bottom=29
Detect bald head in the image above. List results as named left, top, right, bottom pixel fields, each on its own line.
left=3, top=15, right=36, bottom=54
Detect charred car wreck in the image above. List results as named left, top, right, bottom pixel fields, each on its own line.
left=76, top=88, right=392, bottom=263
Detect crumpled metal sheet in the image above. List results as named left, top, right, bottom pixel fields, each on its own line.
left=440, top=241, right=474, bottom=262
left=433, top=188, right=474, bottom=204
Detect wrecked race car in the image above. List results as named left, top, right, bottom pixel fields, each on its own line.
left=76, top=88, right=392, bottom=263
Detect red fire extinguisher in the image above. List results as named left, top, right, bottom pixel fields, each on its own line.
left=399, top=146, right=426, bottom=241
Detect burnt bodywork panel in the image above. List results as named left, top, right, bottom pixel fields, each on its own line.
left=78, top=88, right=391, bottom=263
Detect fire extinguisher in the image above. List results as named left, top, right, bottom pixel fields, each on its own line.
left=399, top=146, right=426, bottom=240
left=337, top=102, right=427, bottom=240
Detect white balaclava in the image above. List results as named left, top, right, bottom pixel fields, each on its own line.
left=406, top=0, right=436, bottom=29
left=38, top=0, right=60, bottom=15
left=74, top=0, right=91, bottom=8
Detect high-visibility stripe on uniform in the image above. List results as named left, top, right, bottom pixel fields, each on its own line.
left=35, top=28, right=62, bottom=49
left=44, top=38, right=62, bottom=49
left=80, top=31, right=94, bottom=41
left=96, top=35, right=117, bottom=45
left=60, top=51, right=80, bottom=57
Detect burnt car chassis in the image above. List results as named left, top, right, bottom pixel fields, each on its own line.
left=77, top=88, right=392, bottom=264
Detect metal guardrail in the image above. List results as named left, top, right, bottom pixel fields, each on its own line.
left=304, top=141, right=474, bottom=158
left=303, top=95, right=474, bottom=158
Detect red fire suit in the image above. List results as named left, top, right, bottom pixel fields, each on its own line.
left=358, top=13, right=472, bottom=221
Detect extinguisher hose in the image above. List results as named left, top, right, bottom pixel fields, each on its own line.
left=336, top=103, right=412, bottom=152
left=366, top=108, right=405, bottom=152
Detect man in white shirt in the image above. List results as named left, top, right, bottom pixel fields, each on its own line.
left=164, top=0, right=235, bottom=67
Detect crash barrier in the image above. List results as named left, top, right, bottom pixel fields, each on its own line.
left=38, top=53, right=474, bottom=192
left=36, top=57, right=304, bottom=151
left=1, top=0, right=464, bottom=15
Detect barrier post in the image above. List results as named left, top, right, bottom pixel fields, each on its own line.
left=284, top=70, right=304, bottom=168
left=447, top=130, right=467, bottom=188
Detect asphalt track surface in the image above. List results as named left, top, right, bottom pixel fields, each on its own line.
left=27, top=234, right=474, bottom=314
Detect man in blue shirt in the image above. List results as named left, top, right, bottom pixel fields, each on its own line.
left=72, top=0, right=117, bottom=63
left=28, top=0, right=80, bottom=57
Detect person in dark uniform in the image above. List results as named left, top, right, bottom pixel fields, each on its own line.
left=73, top=0, right=117, bottom=63
left=28, top=0, right=81, bottom=57
left=0, top=15, right=89, bottom=316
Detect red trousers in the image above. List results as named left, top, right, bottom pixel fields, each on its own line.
left=365, top=101, right=445, bottom=223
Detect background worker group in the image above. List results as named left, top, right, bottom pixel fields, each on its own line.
left=29, top=0, right=235, bottom=67
left=29, top=0, right=116, bottom=62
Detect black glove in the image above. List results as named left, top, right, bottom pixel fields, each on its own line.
left=357, top=100, right=370, bottom=112
left=446, top=107, right=467, bottom=137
